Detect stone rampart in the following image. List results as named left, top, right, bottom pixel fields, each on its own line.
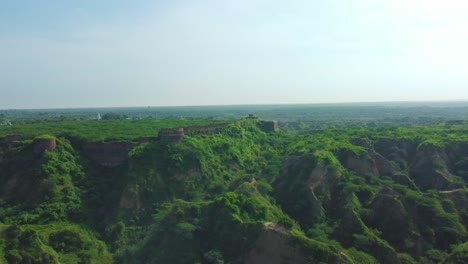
left=159, top=124, right=227, bottom=143
left=83, top=141, right=136, bottom=167
left=258, top=120, right=279, bottom=132
left=182, top=123, right=227, bottom=135
left=159, top=127, right=184, bottom=143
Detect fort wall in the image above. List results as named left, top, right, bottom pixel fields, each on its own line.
left=82, top=141, right=136, bottom=167
left=182, top=123, right=228, bottom=135
left=158, top=120, right=278, bottom=144
left=159, top=124, right=227, bottom=143
left=159, top=127, right=185, bottom=143
left=258, top=120, right=279, bottom=133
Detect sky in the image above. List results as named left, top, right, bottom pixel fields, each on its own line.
left=1, top=0, right=468, bottom=109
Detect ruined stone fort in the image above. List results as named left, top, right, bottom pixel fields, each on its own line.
left=159, top=123, right=228, bottom=143
left=159, top=119, right=278, bottom=143
left=1, top=116, right=278, bottom=167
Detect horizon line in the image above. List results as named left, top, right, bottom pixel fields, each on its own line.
left=2, top=99, right=468, bottom=111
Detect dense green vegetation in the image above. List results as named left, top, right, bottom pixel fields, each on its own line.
left=1, top=114, right=468, bottom=263
left=0, top=118, right=228, bottom=141
left=3, top=102, right=468, bottom=131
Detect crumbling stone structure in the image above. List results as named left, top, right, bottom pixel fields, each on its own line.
left=159, top=124, right=227, bottom=143
left=159, top=127, right=185, bottom=143
left=159, top=120, right=279, bottom=144
left=258, top=120, right=279, bottom=133
left=182, top=123, right=228, bottom=135
left=33, top=138, right=57, bottom=153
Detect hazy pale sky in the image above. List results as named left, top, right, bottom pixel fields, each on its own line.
left=1, top=0, right=468, bottom=109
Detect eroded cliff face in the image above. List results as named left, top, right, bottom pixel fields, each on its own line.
left=274, top=149, right=425, bottom=264
left=340, top=141, right=465, bottom=191
left=344, top=150, right=394, bottom=177
left=274, top=155, right=342, bottom=226
left=410, top=145, right=457, bottom=190
left=344, top=152, right=379, bottom=176
left=332, top=191, right=402, bottom=264
left=119, top=186, right=141, bottom=209
left=82, top=141, right=136, bottom=167
left=369, top=186, right=412, bottom=250
left=245, top=223, right=304, bottom=264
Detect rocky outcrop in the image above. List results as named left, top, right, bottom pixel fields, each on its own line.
left=373, top=152, right=394, bottom=176
left=369, top=186, right=411, bottom=248
left=274, top=155, right=341, bottom=226
left=82, top=141, right=136, bottom=167
left=374, top=138, right=417, bottom=162
left=307, top=165, right=341, bottom=193
left=345, top=152, right=379, bottom=176
left=335, top=201, right=402, bottom=264
left=33, top=138, right=57, bottom=153
left=410, top=146, right=455, bottom=190
left=344, top=150, right=394, bottom=177
left=245, top=223, right=304, bottom=264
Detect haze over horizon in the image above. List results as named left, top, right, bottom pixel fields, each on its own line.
left=1, top=0, right=468, bottom=109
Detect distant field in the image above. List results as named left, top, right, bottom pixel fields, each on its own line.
left=0, top=118, right=229, bottom=141
left=2, top=103, right=468, bottom=131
